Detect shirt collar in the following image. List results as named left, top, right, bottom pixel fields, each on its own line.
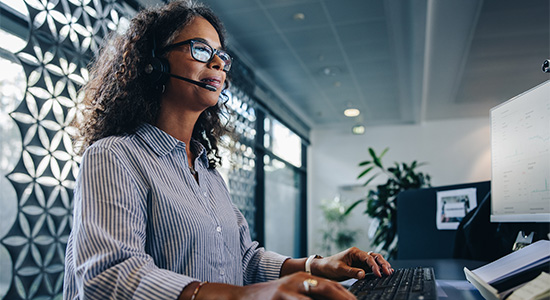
left=136, top=123, right=209, bottom=166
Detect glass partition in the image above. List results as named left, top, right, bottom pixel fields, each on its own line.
left=264, top=155, right=302, bottom=257
left=264, top=117, right=302, bottom=168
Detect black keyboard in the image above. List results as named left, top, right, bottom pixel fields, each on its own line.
left=348, top=267, right=437, bottom=300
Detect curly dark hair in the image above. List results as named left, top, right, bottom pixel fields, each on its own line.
left=75, top=0, right=231, bottom=168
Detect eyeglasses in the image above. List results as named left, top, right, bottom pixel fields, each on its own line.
left=161, top=39, right=232, bottom=72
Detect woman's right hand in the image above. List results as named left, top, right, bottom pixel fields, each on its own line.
left=182, top=272, right=356, bottom=300
left=242, top=272, right=356, bottom=299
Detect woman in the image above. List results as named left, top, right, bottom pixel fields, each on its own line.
left=63, top=1, right=393, bottom=299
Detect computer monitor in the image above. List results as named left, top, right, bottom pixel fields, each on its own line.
left=490, top=80, right=550, bottom=223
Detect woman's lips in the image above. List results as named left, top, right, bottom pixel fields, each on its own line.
left=201, top=77, right=222, bottom=89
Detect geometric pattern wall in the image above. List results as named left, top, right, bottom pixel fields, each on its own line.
left=1, top=0, right=129, bottom=298
left=223, top=87, right=258, bottom=239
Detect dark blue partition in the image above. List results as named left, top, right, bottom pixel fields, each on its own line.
left=396, top=181, right=491, bottom=259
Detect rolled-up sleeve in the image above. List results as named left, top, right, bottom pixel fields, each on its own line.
left=234, top=205, right=289, bottom=285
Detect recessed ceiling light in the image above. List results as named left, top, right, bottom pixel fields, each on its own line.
left=344, top=108, right=360, bottom=117
left=320, top=66, right=340, bottom=76
left=293, top=13, right=305, bottom=21
left=352, top=125, right=365, bottom=135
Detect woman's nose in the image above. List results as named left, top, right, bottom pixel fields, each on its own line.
left=207, top=54, right=224, bottom=70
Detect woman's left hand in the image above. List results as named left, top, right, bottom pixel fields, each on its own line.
left=310, top=247, right=394, bottom=281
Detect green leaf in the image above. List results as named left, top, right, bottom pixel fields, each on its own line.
left=357, top=166, right=374, bottom=179
left=372, top=154, right=383, bottom=168
left=416, top=162, right=428, bottom=168
left=362, top=173, right=380, bottom=187
left=379, top=147, right=389, bottom=158
left=367, top=148, right=377, bottom=160
left=358, top=160, right=373, bottom=167
left=344, top=199, right=365, bottom=215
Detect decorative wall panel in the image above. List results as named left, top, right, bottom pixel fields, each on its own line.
left=222, top=86, right=258, bottom=239
left=1, top=0, right=128, bottom=298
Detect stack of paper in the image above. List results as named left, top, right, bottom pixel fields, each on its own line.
left=464, top=240, right=550, bottom=300
left=508, top=272, right=550, bottom=300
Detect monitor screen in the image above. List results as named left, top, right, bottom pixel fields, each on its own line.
left=490, top=80, right=550, bottom=223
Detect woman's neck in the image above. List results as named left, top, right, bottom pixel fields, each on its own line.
left=156, top=107, right=201, bottom=146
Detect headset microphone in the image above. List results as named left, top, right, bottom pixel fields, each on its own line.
left=166, top=73, right=217, bottom=91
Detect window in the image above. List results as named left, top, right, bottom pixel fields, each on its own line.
left=262, top=115, right=307, bottom=257
left=264, top=117, right=302, bottom=168
left=264, top=155, right=303, bottom=257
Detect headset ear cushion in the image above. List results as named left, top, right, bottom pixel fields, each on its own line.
left=147, top=57, right=170, bottom=84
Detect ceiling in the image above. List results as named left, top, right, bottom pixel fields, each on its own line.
left=137, top=0, right=549, bottom=131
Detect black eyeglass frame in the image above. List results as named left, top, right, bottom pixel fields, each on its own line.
left=161, top=39, right=232, bottom=72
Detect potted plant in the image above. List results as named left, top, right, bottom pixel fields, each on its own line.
left=319, top=197, right=360, bottom=255
left=346, top=147, right=432, bottom=259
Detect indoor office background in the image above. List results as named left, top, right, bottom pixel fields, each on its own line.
left=0, top=0, right=548, bottom=299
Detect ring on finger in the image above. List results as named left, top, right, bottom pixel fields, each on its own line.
left=367, top=251, right=373, bottom=256
left=303, top=278, right=318, bottom=294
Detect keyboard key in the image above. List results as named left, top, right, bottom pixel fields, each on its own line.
left=348, top=267, right=437, bottom=300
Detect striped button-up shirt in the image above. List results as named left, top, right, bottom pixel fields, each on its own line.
left=63, top=123, right=288, bottom=299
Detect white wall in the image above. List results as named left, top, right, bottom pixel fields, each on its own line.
left=307, top=117, right=492, bottom=254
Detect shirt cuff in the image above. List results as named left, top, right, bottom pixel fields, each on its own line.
left=257, top=251, right=290, bottom=282
left=135, top=268, right=197, bottom=300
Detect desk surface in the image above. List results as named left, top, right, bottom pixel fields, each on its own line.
left=389, top=259, right=488, bottom=300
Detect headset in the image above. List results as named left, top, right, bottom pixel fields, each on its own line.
left=144, top=38, right=217, bottom=92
